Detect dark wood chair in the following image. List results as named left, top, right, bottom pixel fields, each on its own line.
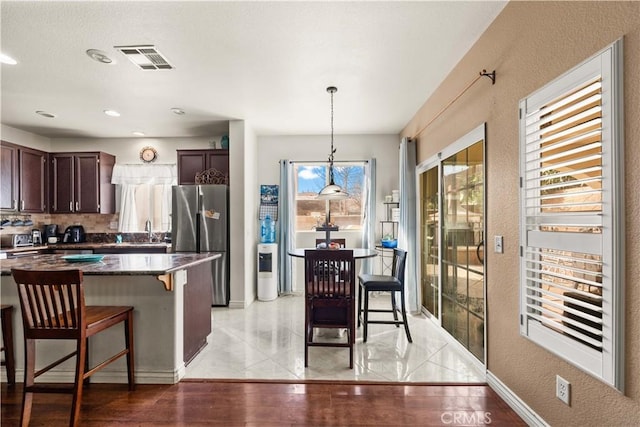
left=304, top=249, right=356, bottom=369
left=358, top=248, right=412, bottom=343
left=11, top=268, right=135, bottom=427
left=1, top=304, right=16, bottom=386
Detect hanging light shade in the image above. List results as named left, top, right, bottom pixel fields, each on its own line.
left=318, top=86, right=348, bottom=200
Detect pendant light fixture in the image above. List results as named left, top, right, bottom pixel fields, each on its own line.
left=317, top=86, right=349, bottom=200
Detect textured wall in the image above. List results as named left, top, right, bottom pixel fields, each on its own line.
left=402, top=2, right=639, bottom=425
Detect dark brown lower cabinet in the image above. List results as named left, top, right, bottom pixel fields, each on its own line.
left=183, top=261, right=214, bottom=364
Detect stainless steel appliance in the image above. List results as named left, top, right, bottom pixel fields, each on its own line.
left=63, top=225, right=86, bottom=243
left=172, top=185, right=229, bottom=306
left=12, top=233, right=33, bottom=247
left=31, top=229, right=42, bottom=245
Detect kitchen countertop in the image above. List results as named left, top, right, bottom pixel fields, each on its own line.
left=0, top=252, right=218, bottom=277
left=0, top=242, right=171, bottom=254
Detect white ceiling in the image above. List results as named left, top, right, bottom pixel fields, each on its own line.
left=0, top=1, right=506, bottom=139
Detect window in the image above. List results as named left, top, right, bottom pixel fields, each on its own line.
left=294, top=162, right=366, bottom=231
left=111, top=164, right=176, bottom=233
left=519, top=40, right=624, bottom=389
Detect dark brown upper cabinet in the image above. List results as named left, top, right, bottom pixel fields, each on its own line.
left=177, top=149, right=229, bottom=185
left=50, top=152, right=115, bottom=214
left=0, top=141, right=47, bottom=213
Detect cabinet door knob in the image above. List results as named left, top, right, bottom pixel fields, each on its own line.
left=75, top=201, right=79, bottom=211
left=20, top=200, right=25, bottom=211
left=12, top=199, right=16, bottom=210
left=69, top=201, right=73, bottom=211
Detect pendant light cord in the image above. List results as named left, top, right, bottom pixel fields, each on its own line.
left=327, top=86, right=337, bottom=184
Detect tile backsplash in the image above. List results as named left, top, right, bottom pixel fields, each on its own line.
left=0, top=213, right=169, bottom=247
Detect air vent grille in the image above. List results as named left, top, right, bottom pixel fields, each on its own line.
left=114, top=45, right=173, bottom=70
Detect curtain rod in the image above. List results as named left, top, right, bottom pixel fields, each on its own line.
left=410, top=69, right=495, bottom=140
left=286, top=160, right=369, bottom=164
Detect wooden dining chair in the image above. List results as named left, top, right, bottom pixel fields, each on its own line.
left=358, top=248, right=412, bottom=343
left=11, top=268, right=135, bottom=427
left=1, top=304, right=16, bottom=386
left=304, top=249, right=356, bottom=369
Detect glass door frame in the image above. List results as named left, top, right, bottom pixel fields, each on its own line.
left=416, top=123, right=487, bottom=367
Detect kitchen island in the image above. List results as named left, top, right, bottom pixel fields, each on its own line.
left=0, top=253, right=220, bottom=384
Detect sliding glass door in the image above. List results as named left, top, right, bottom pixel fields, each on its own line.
left=420, top=166, right=440, bottom=318
left=418, top=125, right=485, bottom=363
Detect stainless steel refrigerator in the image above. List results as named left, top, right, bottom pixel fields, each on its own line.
left=172, top=184, right=229, bottom=306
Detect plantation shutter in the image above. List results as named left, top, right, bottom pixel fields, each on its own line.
left=519, top=40, right=624, bottom=389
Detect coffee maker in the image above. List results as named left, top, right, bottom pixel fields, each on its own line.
left=43, top=224, right=59, bottom=243
left=31, top=229, right=42, bottom=246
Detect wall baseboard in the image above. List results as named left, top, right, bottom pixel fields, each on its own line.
left=486, top=370, right=549, bottom=427
left=2, top=368, right=182, bottom=385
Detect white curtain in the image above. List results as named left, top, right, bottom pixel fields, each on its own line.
left=360, top=158, right=376, bottom=274
left=118, top=184, right=139, bottom=232
left=111, top=164, right=177, bottom=232
left=278, top=160, right=295, bottom=294
left=398, top=138, right=419, bottom=313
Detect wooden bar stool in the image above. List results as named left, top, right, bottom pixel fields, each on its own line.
left=1, top=304, right=16, bottom=386
left=11, top=268, right=135, bottom=427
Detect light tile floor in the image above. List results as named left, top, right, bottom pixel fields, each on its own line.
left=185, top=293, right=486, bottom=383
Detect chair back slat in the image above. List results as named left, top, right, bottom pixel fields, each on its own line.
left=304, top=250, right=355, bottom=299
left=12, top=269, right=84, bottom=338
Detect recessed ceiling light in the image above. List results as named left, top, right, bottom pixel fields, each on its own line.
left=104, top=109, right=121, bottom=117
left=0, top=53, right=17, bottom=65
left=86, top=49, right=114, bottom=64
left=170, top=108, right=185, bottom=115
left=132, top=131, right=146, bottom=136
left=35, top=110, right=56, bottom=118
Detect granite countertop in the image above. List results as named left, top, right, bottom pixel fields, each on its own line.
left=47, top=242, right=172, bottom=250
left=0, top=253, right=219, bottom=276
left=0, top=242, right=171, bottom=254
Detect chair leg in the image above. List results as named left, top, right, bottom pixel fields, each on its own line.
left=70, top=339, right=87, bottom=427
left=349, top=305, right=354, bottom=369
left=83, top=338, right=90, bottom=387
left=1, top=306, right=16, bottom=385
left=304, top=306, right=309, bottom=367
left=357, top=284, right=362, bottom=327
left=20, top=339, right=36, bottom=427
left=363, top=290, right=369, bottom=343
left=390, top=291, right=400, bottom=327
left=125, top=311, right=135, bottom=390
left=400, top=290, right=413, bottom=343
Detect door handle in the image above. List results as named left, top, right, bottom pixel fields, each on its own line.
left=476, top=240, right=484, bottom=264
left=75, top=201, right=79, bottom=211
left=20, top=200, right=25, bottom=211
left=70, top=201, right=73, bottom=211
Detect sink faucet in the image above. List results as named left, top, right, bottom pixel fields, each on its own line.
left=145, top=219, right=153, bottom=242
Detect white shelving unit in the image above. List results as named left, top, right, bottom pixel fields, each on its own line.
left=376, top=202, right=399, bottom=275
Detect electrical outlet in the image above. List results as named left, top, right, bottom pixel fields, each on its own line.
left=494, top=235, right=503, bottom=253
left=109, top=221, right=119, bottom=230
left=556, top=375, right=571, bottom=405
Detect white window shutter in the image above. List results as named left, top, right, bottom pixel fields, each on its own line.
left=519, top=39, right=624, bottom=390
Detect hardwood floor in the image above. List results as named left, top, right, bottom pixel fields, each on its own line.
left=1, top=380, right=526, bottom=426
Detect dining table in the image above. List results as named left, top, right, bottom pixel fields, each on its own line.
left=287, top=247, right=378, bottom=259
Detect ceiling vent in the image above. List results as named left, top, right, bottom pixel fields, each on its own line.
left=114, top=45, right=173, bottom=70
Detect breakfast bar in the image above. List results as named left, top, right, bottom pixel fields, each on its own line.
left=0, top=253, right=220, bottom=384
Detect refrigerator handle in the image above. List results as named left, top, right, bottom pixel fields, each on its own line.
left=195, top=211, right=202, bottom=253
left=195, top=185, right=203, bottom=253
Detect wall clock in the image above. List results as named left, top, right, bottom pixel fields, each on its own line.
left=140, top=146, right=158, bottom=163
